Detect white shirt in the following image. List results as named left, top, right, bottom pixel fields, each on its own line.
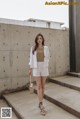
left=29, top=45, right=50, bottom=68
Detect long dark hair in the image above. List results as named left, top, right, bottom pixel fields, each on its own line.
left=32, top=33, right=45, bottom=55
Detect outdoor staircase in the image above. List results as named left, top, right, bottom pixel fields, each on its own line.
left=1, top=74, right=80, bottom=119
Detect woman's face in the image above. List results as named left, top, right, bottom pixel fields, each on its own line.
left=37, top=35, right=43, bottom=45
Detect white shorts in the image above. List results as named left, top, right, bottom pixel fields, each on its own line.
left=32, top=62, right=49, bottom=77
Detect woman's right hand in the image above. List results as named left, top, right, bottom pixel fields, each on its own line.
left=29, top=69, right=32, bottom=75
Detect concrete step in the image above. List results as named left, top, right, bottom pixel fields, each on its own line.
left=0, top=99, right=18, bottom=119
left=37, top=82, right=80, bottom=118
left=67, top=72, right=80, bottom=78
left=2, top=90, right=78, bottom=119
left=49, top=75, right=80, bottom=91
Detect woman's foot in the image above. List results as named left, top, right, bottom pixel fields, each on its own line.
left=40, top=108, right=46, bottom=116
left=39, top=102, right=47, bottom=116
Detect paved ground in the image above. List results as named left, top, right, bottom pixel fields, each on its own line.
left=3, top=90, right=78, bottom=119
left=0, top=99, right=18, bottom=119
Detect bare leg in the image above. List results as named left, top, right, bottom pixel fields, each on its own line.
left=41, top=76, right=47, bottom=114
left=35, top=76, right=43, bottom=103
left=34, top=76, right=47, bottom=115
left=41, top=76, right=47, bottom=99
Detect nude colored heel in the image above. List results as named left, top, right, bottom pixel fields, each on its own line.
left=39, top=102, right=47, bottom=116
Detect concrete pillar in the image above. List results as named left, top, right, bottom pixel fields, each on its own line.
left=69, top=0, right=80, bottom=72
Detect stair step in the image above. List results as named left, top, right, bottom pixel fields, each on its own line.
left=0, top=99, right=18, bottom=119
left=2, top=90, right=78, bottom=119
left=49, top=75, right=80, bottom=91
left=38, top=83, right=80, bottom=118
left=67, top=72, right=80, bottom=78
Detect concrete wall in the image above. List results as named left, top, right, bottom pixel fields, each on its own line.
left=0, top=23, right=69, bottom=94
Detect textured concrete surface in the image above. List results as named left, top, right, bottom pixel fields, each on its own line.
left=3, top=90, right=78, bottom=119
left=45, top=83, right=80, bottom=113
left=0, top=23, right=69, bottom=93
left=0, top=99, right=18, bottom=119
left=50, top=75, right=80, bottom=87
left=68, top=72, right=80, bottom=77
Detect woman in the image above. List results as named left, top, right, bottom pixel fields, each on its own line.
left=28, top=33, right=50, bottom=116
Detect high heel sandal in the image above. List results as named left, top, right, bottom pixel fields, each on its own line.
left=39, top=102, right=47, bottom=116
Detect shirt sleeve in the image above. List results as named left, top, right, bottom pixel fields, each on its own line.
left=47, top=47, right=50, bottom=61
left=29, top=46, right=33, bottom=68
